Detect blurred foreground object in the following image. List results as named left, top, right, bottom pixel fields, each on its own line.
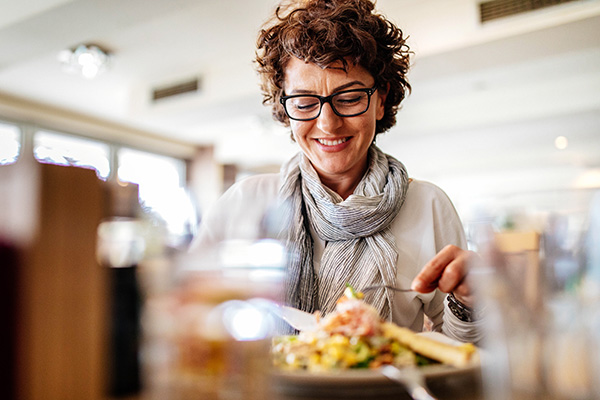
left=141, top=239, right=285, bottom=400
left=471, top=194, right=600, bottom=400
left=1, top=161, right=110, bottom=400
left=0, top=158, right=148, bottom=400
left=97, top=189, right=145, bottom=398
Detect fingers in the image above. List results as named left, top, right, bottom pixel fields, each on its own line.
left=411, top=245, right=461, bottom=292
left=437, top=251, right=468, bottom=293
left=411, top=245, right=471, bottom=298
left=452, top=280, right=474, bottom=308
left=451, top=279, right=471, bottom=299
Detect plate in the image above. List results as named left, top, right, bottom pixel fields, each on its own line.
left=272, top=361, right=480, bottom=385
left=271, top=364, right=482, bottom=399
left=270, top=332, right=482, bottom=399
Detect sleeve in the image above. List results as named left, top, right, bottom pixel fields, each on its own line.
left=414, top=183, right=482, bottom=343
left=442, top=297, right=486, bottom=344
left=427, top=187, right=484, bottom=344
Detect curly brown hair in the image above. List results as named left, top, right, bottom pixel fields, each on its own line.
left=255, top=0, right=411, bottom=137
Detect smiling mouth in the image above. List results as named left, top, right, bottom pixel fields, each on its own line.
left=316, top=137, right=349, bottom=146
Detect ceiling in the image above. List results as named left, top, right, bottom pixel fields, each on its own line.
left=1, top=0, right=599, bottom=217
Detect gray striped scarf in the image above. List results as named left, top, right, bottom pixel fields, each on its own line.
left=278, top=145, right=409, bottom=320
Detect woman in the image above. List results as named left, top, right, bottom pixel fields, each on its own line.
left=194, top=0, right=481, bottom=343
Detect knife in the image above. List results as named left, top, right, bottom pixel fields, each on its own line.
left=271, top=304, right=318, bottom=332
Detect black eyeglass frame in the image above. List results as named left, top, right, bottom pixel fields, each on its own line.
left=279, top=84, right=379, bottom=121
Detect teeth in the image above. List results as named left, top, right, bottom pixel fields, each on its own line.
left=317, top=137, right=348, bottom=146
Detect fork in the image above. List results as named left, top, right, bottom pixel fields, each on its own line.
left=359, top=284, right=414, bottom=293
left=381, top=365, right=438, bottom=400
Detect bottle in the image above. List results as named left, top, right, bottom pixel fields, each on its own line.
left=98, top=182, right=145, bottom=397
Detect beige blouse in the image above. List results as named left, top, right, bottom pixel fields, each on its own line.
left=192, top=173, right=483, bottom=344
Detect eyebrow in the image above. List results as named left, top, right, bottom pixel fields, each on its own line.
left=287, top=80, right=368, bottom=95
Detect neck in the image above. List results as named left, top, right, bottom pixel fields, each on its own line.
left=318, top=159, right=369, bottom=200
left=309, top=147, right=372, bottom=200
left=320, top=175, right=360, bottom=200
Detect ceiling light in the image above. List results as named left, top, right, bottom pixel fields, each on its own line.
left=575, top=169, right=600, bottom=189
left=58, top=44, right=111, bottom=79
left=554, top=135, right=568, bottom=150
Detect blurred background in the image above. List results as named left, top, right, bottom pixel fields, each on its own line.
left=1, top=0, right=599, bottom=235
left=2, top=1, right=600, bottom=399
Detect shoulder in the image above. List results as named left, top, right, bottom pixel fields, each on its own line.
left=227, top=172, right=280, bottom=193
left=395, top=178, right=466, bottom=245
left=405, top=179, right=454, bottom=206
left=192, top=173, right=280, bottom=248
left=207, top=172, right=280, bottom=218
left=220, top=173, right=280, bottom=202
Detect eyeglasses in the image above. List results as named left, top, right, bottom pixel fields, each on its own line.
left=280, top=85, right=378, bottom=121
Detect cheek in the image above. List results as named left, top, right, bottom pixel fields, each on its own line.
left=358, top=116, right=377, bottom=139
left=290, top=121, right=309, bottom=140
left=289, top=123, right=299, bottom=142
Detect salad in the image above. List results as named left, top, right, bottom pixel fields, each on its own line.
left=272, top=286, right=476, bottom=372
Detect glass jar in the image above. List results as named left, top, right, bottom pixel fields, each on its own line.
left=143, top=239, right=285, bottom=400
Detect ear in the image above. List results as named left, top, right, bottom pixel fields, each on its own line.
left=375, top=83, right=389, bottom=121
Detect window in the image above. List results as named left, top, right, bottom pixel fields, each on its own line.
left=34, top=130, right=111, bottom=179
left=118, top=148, right=197, bottom=247
left=0, top=119, right=194, bottom=249
left=0, top=123, right=21, bottom=165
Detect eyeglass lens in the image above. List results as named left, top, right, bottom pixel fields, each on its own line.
left=284, top=90, right=371, bottom=120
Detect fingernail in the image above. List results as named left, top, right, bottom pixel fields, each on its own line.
left=411, top=279, right=423, bottom=291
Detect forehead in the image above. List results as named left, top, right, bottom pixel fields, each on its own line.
left=283, top=57, right=372, bottom=90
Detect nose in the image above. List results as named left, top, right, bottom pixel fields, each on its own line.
left=316, top=102, right=343, bottom=133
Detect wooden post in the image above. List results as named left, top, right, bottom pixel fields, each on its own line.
left=15, top=164, right=110, bottom=400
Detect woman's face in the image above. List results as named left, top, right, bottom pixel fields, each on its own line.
left=283, top=57, right=386, bottom=185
